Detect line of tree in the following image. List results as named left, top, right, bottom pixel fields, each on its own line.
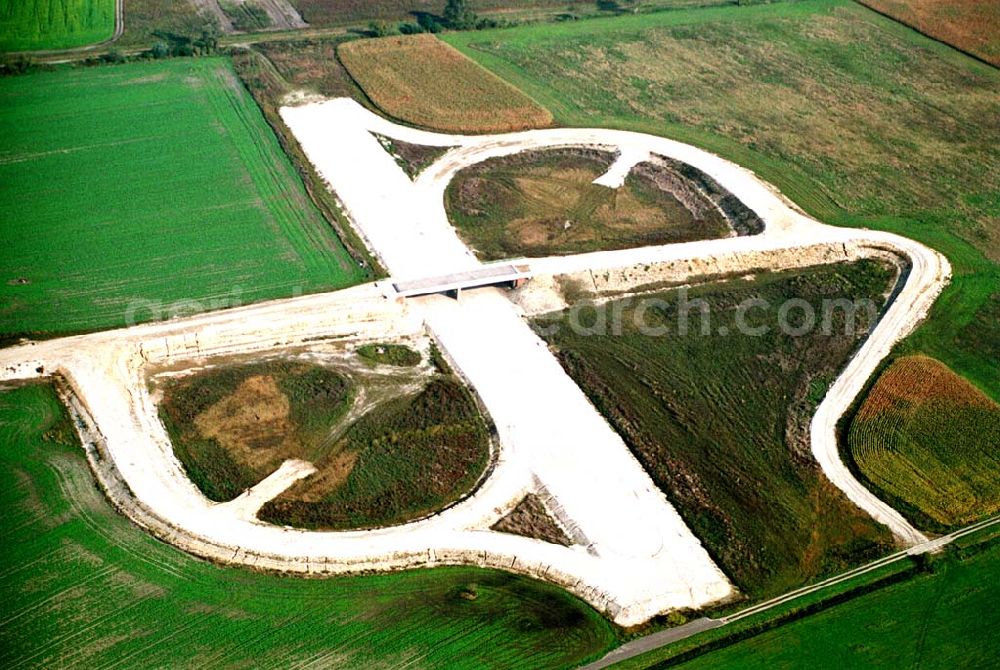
left=368, top=0, right=515, bottom=38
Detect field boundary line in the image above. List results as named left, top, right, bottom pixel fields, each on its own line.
left=852, top=0, right=999, bottom=71
left=581, top=514, right=1000, bottom=669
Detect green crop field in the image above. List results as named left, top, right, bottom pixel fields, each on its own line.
left=0, top=382, right=617, bottom=668
left=0, top=0, right=115, bottom=51
left=444, top=0, right=1000, bottom=402
left=848, top=355, right=1000, bottom=528
left=664, top=541, right=1000, bottom=670
left=533, top=261, right=898, bottom=598
left=0, top=58, right=366, bottom=340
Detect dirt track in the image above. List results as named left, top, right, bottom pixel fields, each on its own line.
left=0, top=100, right=948, bottom=625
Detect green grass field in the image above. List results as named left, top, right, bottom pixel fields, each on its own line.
left=0, top=382, right=617, bottom=668
left=356, top=342, right=422, bottom=366
left=533, top=261, right=898, bottom=599
left=0, top=0, right=115, bottom=51
left=847, top=355, right=1000, bottom=528
left=666, top=540, right=1000, bottom=669
left=444, top=0, right=1000, bottom=401
left=0, top=59, right=366, bottom=340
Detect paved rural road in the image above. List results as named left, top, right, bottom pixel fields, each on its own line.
left=0, top=100, right=949, bottom=626
left=580, top=514, right=1000, bottom=669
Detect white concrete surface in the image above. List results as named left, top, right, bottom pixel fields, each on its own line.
left=0, top=98, right=951, bottom=625
left=213, top=459, right=317, bottom=522
left=593, top=148, right=650, bottom=188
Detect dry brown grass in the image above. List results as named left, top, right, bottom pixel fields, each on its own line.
left=338, top=33, right=552, bottom=133
left=859, top=0, right=1000, bottom=66
left=194, top=375, right=295, bottom=469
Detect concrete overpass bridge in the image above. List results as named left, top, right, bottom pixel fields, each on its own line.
left=385, top=261, right=532, bottom=299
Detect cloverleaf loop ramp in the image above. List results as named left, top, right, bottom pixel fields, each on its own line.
left=0, top=99, right=947, bottom=626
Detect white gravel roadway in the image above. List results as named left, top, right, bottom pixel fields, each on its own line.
left=0, top=99, right=947, bottom=626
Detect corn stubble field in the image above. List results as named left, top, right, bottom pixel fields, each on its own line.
left=848, top=355, right=1000, bottom=529
left=0, top=59, right=365, bottom=340
left=158, top=353, right=493, bottom=530
left=535, top=261, right=899, bottom=598
left=0, top=383, right=617, bottom=668
left=0, top=0, right=114, bottom=51
left=338, top=33, right=552, bottom=133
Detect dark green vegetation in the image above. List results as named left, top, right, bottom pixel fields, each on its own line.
left=492, top=493, right=572, bottom=546
left=374, top=133, right=451, bottom=179
left=666, top=539, right=1000, bottom=669
left=356, top=342, right=423, bottom=366
left=159, top=359, right=354, bottom=501
left=254, top=37, right=364, bottom=97
left=446, top=149, right=730, bottom=259
left=534, top=261, right=899, bottom=598
left=115, top=0, right=218, bottom=50
left=288, top=0, right=733, bottom=29
left=261, top=376, right=491, bottom=529
left=847, top=355, right=1000, bottom=528
left=0, top=59, right=366, bottom=339
left=0, top=382, right=617, bottom=668
left=0, top=0, right=114, bottom=51
left=159, top=356, right=492, bottom=529
left=445, top=0, right=1000, bottom=401
left=221, top=1, right=272, bottom=31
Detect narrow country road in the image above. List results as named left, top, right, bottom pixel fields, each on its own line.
left=580, top=514, right=1000, bottom=669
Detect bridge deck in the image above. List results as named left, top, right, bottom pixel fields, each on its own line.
left=391, top=262, right=531, bottom=297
